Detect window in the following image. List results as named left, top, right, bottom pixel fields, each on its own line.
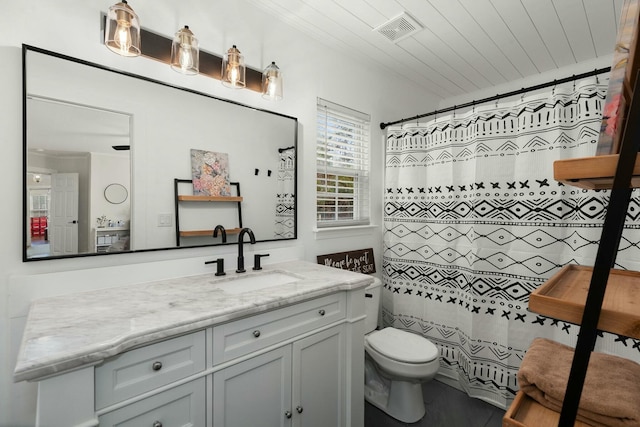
left=316, top=98, right=370, bottom=228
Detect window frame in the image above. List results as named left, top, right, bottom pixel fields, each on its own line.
left=316, top=98, right=371, bottom=228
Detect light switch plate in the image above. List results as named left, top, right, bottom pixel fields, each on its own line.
left=158, top=213, right=172, bottom=227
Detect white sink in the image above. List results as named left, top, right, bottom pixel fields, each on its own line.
left=215, top=271, right=301, bottom=294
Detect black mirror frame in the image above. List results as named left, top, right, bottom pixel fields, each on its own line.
left=22, top=44, right=298, bottom=262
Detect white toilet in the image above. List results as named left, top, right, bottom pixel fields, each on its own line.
left=364, top=277, right=440, bottom=423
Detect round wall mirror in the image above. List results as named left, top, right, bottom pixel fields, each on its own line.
left=104, top=183, right=128, bottom=204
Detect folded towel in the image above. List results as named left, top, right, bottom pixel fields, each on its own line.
left=518, top=338, right=640, bottom=427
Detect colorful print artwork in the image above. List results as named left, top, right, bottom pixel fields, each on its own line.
left=190, top=149, right=231, bottom=197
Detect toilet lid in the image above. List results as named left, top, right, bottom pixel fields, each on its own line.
left=367, top=327, right=438, bottom=363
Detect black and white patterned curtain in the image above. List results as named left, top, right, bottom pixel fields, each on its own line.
left=383, top=78, right=640, bottom=408
left=274, top=148, right=296, bottom=239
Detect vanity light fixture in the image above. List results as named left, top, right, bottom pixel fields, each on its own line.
left=170, top=25, right=199, bottom=75
left=221, top=45, right=246, bottom=89
left=262, top=61, right=283, bottom=101
left=104, top=0, right=141, bottom=57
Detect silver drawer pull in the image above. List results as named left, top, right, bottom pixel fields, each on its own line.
left=318, top=309, right=326, bottom=316
left=152, top=361, right=163, bottom=371
left=253, top=330, right=261, bottom=338
left=285, top=410, right=292, bottom=419
left=296, top=406, right=304, bottom=414
left=153, top=422, right=163, bottom=427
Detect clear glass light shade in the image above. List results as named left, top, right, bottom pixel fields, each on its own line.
left=262, top=62, right=283, bottom=101
left=221, top=45, right=246, bottom=89
left=104, top=1, right=141, bottom=57
left=171, top=26, right=199, bottom=75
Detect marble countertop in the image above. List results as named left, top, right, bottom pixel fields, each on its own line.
left=14, top=260, right=373, bottom=382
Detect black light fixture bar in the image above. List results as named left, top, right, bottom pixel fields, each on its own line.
left=101, top=14, right=262, bottom=92
left=140, top=28, right=262, bottom=92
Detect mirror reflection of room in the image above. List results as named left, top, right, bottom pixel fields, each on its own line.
left=26, top=96, right=131, bottom=258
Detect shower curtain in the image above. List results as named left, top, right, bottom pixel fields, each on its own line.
left=383, top=78, right=640, bottom=408
left=274, top=147, right=295, bottom=239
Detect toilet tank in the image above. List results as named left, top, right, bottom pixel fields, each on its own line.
left=364, top=277, right=382, bottom=333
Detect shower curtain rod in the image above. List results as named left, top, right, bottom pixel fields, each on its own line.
left=379, top=66, right=611, bottom=130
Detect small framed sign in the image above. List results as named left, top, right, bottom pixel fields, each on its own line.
left=316, top=248, right=376, bottom=274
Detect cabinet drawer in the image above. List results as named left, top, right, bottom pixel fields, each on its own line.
left=98, top=378, right=205, bottom=427
left=95, top=330, right=206, bottom=409
left=213, top=292, right=346, bottom=364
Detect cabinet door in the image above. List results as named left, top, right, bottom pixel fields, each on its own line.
left=213, top=346, right=292, bottom=427
left=292, top=325, right=346, bottom=427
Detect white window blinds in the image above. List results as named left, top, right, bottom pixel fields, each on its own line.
left=316, top=98, right=370, bottom=227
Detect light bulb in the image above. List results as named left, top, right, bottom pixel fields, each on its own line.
left=229, top=65, right=239, bottom=85
left=266, top=77, right=277, bottom=97
left=114, top=21, right=132, bottom=55
left=179, top=47, right=193, bottom=70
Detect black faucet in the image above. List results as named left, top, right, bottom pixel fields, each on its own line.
left=213, top=224, right=227, bottom=242
left=236, top=227, right=256, bottom=273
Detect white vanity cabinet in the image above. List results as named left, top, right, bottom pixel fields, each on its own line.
left=23, top=270, right=368, bottom=427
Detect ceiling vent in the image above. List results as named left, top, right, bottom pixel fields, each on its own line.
left=374, top=12, right=423, bottom=43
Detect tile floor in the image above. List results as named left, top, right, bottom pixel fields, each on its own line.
left=365, top=380, right=505, bottom=427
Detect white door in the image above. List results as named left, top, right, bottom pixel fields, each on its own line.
left=50, top=173, right=79, bottom=256
left=293, top=325, right=346, bottom=427
left=213, top=346, right=292, bottom=427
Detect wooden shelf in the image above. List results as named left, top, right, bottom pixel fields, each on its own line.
left=553, top=154, right=640, bottom=189
left=179, top=228, right=241, bottom=237
left=177, top=195, right=243, bottom=202
left=529, top=265, right=640, bottom=339
left=503, top=391, right=591, bottom=427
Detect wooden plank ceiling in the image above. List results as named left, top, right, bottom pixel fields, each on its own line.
left=247, top=0, right=623, bottom=100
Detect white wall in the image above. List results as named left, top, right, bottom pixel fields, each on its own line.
left=0, top=1, right=439, bottom=425
left=437, top=55, right=614, bottom=114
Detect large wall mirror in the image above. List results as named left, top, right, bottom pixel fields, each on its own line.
left=24, top=45, right=297, bottom=261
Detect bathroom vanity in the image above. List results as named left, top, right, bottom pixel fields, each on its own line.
left=13, top=260, right=371, bottom=427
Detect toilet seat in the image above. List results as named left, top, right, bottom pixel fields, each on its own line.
left=366, top=327, right=438, bottom=363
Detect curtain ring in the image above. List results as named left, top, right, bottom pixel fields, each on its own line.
left=495, top=95, right=499, bottom=108
left=521, top=88, right=525, bottom=102
left=434, top=110, right=438, bottom=123
left=572, top=75, right=576, bottom=91
left=416, top=115, right=419, bottom=125
left=595, top=69, right=600, bottom=84
left=453, top=105, right=456, bottom=118
left=552, top=80, right=556, bottom=95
